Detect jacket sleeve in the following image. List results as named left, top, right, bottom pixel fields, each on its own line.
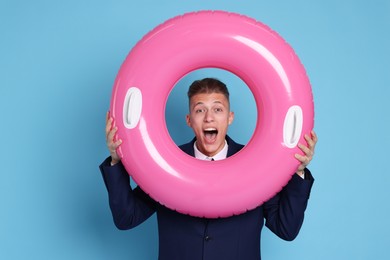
left=99, top=157, right=157, bottom=230
left=263, top=168, right=314, bottom=241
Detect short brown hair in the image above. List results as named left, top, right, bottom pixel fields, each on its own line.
left=187, top=78, right=230, bottom=102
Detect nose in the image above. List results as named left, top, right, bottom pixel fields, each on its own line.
left=204, top=110, right=214, bottom=122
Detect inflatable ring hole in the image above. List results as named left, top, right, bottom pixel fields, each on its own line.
left=165, top=68, right=257, bottom=155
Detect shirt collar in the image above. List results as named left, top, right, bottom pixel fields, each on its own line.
left=193, top=140, right=228, bottom=161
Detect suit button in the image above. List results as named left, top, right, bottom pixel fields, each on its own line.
left=205, top=235, right=211, bottom=241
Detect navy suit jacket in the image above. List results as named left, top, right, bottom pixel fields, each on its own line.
left=100, top=136, right=314, bottom=260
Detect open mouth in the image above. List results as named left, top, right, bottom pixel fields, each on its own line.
left=203, top=128, right=218, bottom=143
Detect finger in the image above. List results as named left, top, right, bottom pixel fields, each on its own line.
left=108, top=138, right=120, bottom=151
left=113, top=139, right=122, bottom=149
left=107, top=126, right=118, bottom=144
left=311, top=130, right=318, bottom=145
left=307, top=131, right=318, bottom=145
left=105, top=116, right=113, bottom=138
left=304, top=134, right=314, bottom=147
left=298, top=143, right=313, bottom=158
left=304, top=133, right=317, bottom=152
left=105, top=111, right=111, bottom=131
left=295, top=153, right=310, bottom=167
left=109, top=139, right=122, bottom=157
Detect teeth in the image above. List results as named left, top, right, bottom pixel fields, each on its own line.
left=204, top=128, right=217, bottom=131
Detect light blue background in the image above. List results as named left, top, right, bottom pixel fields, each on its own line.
left=1, top=1, right=389, bottom=259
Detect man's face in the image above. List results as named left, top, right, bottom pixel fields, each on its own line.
left=186, top=92, right=234, bottom=157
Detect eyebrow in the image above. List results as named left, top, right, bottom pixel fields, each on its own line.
left=193, top=100, right=224, bottom=107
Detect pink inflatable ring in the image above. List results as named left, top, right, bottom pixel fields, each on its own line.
left=110, top=10, right=314, bottom=218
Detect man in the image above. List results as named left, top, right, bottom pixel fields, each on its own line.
left=100, top=78, right=317, bottom=259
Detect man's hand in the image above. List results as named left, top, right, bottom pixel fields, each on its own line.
left=105, top=112, right=122, bottom=165
left=295, top=130, right=318, bottom=177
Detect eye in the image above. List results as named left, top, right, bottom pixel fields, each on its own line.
left=195, top=108, right=205, bottom=113
left=214, top=107, right=223, bottom=113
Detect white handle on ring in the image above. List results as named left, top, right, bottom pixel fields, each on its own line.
left=283, top=105, right=303, bottom=148
left=123, top=87, right=142, bottom=129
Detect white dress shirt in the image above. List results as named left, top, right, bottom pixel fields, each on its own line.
left=193, top=140, right=228, bottom=161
